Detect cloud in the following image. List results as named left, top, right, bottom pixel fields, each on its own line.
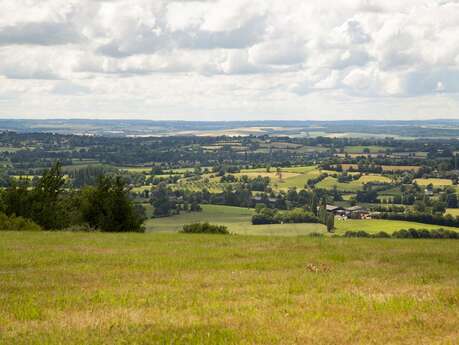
left=0, top=22, right=83, bottom=46
left=52, top=81, right=91, bottom=95
left=0, top=0, right=458, bottom=119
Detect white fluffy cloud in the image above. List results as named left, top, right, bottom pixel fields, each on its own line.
left=0, top=0, right=459, bottom=119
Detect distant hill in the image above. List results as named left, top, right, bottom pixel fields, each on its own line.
left=1, top=118, right=459, bottom=138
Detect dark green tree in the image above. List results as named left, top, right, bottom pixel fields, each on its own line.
left=81, top=176, right=144, bottom=232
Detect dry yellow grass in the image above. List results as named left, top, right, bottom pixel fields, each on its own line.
left=414, top=178, right=453, bottom=186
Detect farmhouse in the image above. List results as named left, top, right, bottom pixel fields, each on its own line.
left=326, top=204, right=345, bottom=215
left=252, top=196, right=278, bottom=206
left=345, top=206, right=370, bottom=219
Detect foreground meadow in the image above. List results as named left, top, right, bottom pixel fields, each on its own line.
left=1, top=232, right=458, bottom=345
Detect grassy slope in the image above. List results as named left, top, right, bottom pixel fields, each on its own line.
left=0, top=232, right=458, bottom=345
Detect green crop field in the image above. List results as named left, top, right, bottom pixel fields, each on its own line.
left=0, top=232, right=458, bottom=345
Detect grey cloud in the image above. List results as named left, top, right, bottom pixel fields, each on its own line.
left=52, top=81, right=91, bottom=95
left=96, top=15, right=266, bottom=58
left=345, top=20, right=370, bottom=44
left=1, top=68, right=61, bottom=80
left=333, top=49, right=371, bottom=69
left=401, top=68, right=459, bottom=96
left=0, top=22, right=83, bottom=46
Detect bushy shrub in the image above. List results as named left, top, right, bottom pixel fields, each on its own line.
left=181, top=222, right=229, bottom=234
left=0, top=213, right=42, bottom=231
left=392, top=228, right=458, bottom=239
left=252, top=213, right=280, bottom=225
left=277, top=208, right=319, bottom=224
left=373, top=231, right=391, bottom=238
left=344, top=230, right=371, bottom=238
left=343, top=228, right=458, bottom=239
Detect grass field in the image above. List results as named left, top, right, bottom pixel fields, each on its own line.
left=146, top=205, right=327, bottom=236
left=0, top=232, right=458, bottom=345
left=146, top=205, right=458, bottom=236
left=315, top=176, right=363, bottom=192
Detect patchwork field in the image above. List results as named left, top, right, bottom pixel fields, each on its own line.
left=0, top=232, right=458, bottom=345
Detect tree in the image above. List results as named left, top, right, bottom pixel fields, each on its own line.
left=326, top=213, right=335, bottom=232
left=2, top=162, right=70, bottom=230
left=446, top=193, right=458, bottom=208
left=81, top=176, right=144, bottom=232
left=29, top=162, right=69, bottom=229
left=151, top=182, right=176, bottom=217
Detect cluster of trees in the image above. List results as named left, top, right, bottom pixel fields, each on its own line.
left=181, top=222, right=229, bottom=234
left=370, top=205, right=405, bottom=213
left=68, top=165, right=115, bottom=188
left=356, top=189, right=379, bottom=203
left=220, top=175, right=271, bottom=192
left=376, top=212, right=459, bottom=228
left=343, top=228, right=458, bottom=239
left=150, top=183, right=202, bottom=217
left=0, top=163, right=145, bottom=232
left=252, top=206, right=319, bottom=225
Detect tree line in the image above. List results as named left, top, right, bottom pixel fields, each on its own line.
left=0, top=163, right=145, bottom=232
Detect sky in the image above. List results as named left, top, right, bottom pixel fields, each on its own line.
left=0, top=0, right=459, bottom=121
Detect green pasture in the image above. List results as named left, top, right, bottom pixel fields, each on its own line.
left=145, top=205, right=458, bottom=236
left=0, top=232, right=458, bottom=345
